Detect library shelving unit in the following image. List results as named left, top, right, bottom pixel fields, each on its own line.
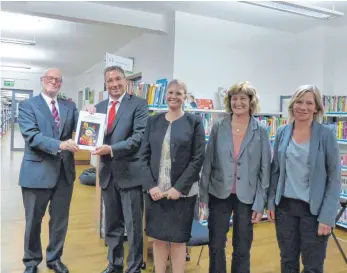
left=0, top=102, right=12, bottom=138
left=323, top=111, right=347, bottom=229
left=97, top=82, right=286, bottom=240
left=97, top=88, right=347, bottom=240
left=140, top=79, right=286, bottom=224
left=149, top=105, right=284, bottom=225
left=281, top=95, right=347, bottom=229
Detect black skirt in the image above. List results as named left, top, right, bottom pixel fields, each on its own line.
left=144, top=193, right=197, bottom=243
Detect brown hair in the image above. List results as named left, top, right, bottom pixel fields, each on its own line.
left=104, top=66, right=126, bottom=79
left=288, top=85, right=324, bottom=122
left=224, top=81, right=260, bottom=115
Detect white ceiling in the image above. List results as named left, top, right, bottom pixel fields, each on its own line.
left=1, top=1, right=347, bottom=78
left=98, top=1, right=347, bottom=33
left=0, top=11, right=145, bottom=76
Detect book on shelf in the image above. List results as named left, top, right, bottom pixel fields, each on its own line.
left=130, top=80, right=285, bottom=140
left=127, top=80, right=168, bottom=108
left=255, top=116, right=287, bottom=138
left=341, top=154, right=347, bottom=168
left=337, top=176, right=347, bottom=228
left=196, top=99, right=214, bottom=110
left=322, top=119, right=347, bottom=140
left=322, top=95, right=347, bottom=113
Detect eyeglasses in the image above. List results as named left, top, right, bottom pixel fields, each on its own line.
left=42, top=76, right=63, bottom=84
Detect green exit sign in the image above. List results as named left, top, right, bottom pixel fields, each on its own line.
left=4, top=79, right=15, bottom=87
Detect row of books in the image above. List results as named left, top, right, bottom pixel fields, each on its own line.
left=337, top=176, right=347, bottom=228
left=128, top=82, right=168, bottom=107
left=323, top=121, right=347, bottom=140
left=195, top=113, right=285, bottom=140
left=255, top=116, right=288, bottom=138
left=323, top=95, right=347, bottom=113
left=0, top=105, right=11, bottom=137
left=150, top=107, right=285, bottom=141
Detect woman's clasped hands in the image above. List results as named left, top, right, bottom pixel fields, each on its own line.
left=149, top=186, right=181, bottom=201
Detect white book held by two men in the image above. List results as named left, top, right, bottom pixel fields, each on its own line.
left=75, top=110, right=106, bottom=151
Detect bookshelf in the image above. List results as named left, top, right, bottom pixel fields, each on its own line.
left=0, top=103, right=11, bottom=138
left=97, top=87, right=347, bottom=239
left=322, top=95, right=347, bottom=229
left=280, top=95, right=347, bottom=229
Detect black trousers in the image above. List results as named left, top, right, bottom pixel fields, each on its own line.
left=208, top=193, right=253, bottom=273
left=275, top=197, right=330, bottom=273
left=22, top=164, right=73, bottom=267
left=102, top=180, right=143, bottom=273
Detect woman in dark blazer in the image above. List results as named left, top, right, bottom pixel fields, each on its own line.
left=267, top=85, right=341, bottom=273
left=199, top=81, right=272, bottom=273
left=139, top=79, right=205, bottom=273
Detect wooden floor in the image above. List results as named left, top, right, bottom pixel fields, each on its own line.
left=1, top=133, right=347, bottom=273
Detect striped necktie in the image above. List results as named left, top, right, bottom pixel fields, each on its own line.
left=51, top=100, right=60, bottom=129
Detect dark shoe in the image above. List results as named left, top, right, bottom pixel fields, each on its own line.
left=24, top=266, right=37, bottom=273
left=47, top=260, right=69, bottom=273
left=101, top=266, right=122, bottom=273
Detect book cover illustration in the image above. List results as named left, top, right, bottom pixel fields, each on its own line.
left=77, top=122, right=100, bottom=147
left=75, top=111, right=106, bottom=151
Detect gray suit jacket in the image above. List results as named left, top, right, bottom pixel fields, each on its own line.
left=96, top=92, right=149, bottom=189
left=199, top=115, right=271, bottom=212
left=18, top=94, right=79, bottom=188
left=267, top=121, right=341, bottom=227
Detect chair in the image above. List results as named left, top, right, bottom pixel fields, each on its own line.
left=186, top=219, right=209, bottom=265
left=186, top=200, right=210, bottom=265
left=331, top=198, right=347, bottom=264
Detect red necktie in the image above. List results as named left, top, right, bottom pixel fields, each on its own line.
left=107, top=101, right=118, bottom=133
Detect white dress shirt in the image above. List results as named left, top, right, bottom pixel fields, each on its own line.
left=41, top=92, right=59, bottom=114
left=41, top=92, right=62, bottom=152
left=106, top=91, right=126, bottom=157
left=106, top=91, right=125, bottom=122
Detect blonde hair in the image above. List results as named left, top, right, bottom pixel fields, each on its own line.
left=288, top=85, right=324, bottom=122
left=167, top=79, right=187, bottom=95
left=224, top=81, right=260, bottom=115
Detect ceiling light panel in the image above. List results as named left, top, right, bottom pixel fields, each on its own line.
left=1, top=37, right=36, bottom=46
left=241, top=1, right=344, bottom=20
left=0, top=43, right=46, bottom=60
left=1, top=65, right=31, bottom=70
left=0, top=11, right=55, bottom=33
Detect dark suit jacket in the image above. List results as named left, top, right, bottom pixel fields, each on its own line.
left=96, top=92, right=149, bottom=189
left=139, top=112, right=206, bottom=195
left=18, top=94, right=79, bottom=188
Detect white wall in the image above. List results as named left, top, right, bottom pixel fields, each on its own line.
left=173, top=12, right=347, bottom=113
left=324, top=26, right=347, bottom=96
left=173, top=12, right=297, bottom=113
left=74, top=16, right=175, bottom=106
left=72, top=12, right=346, bottom=113
left=0, top=70, right=75, bottom=99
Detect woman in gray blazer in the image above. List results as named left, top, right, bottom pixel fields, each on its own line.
left=200, top=81, right=272, bottom=273
left=140, top=80, right=206, bottom=273
left=267, top=85, right=341, bottom=273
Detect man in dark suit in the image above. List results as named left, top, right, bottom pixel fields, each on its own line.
left=89, top=66, right=149, bottom=273
left=18, top=68, right=79, bottom=273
